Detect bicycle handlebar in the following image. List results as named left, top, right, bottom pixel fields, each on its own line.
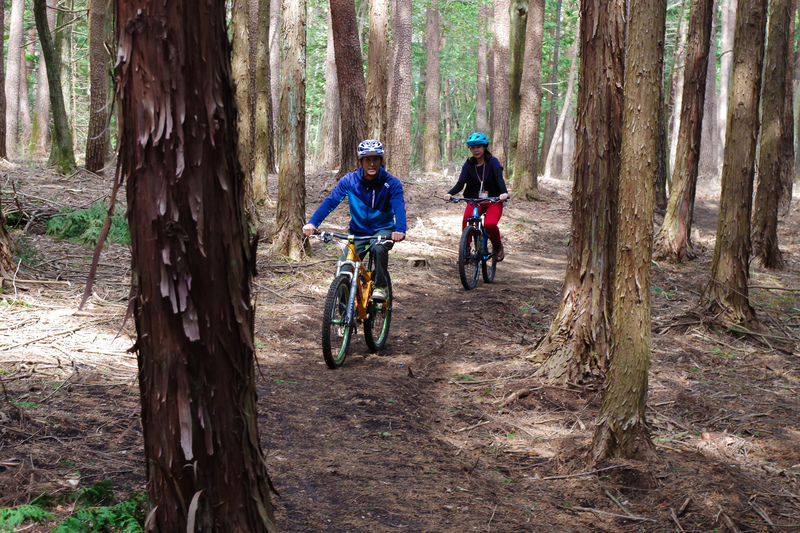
left=448, top=197, right=503, bottom=203
left=313, top=231, right=390, bottom=244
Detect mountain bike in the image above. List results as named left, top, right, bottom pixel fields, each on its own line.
left=448, top=197, right=502, bottom=290
left=313, top=232, right=393, bottom=368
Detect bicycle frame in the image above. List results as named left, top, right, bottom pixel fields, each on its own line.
left=325, top=233, right=383, bottom=323
left=462, top=200, right=495, bottom=262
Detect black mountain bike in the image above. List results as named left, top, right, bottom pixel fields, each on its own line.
left=448, top=197, right=502, bottom=290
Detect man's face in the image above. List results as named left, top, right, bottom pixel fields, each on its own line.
left=360, top=155, right=382, bottom=179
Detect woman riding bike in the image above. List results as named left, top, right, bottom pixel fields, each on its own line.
left=443, top=132, right=508, bottom=261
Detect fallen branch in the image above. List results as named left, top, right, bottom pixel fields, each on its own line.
left=540, top=464, right=631, bottom=481
left=496, top=387, right=542, bottom=408
left=670, top=507, right=686, bottom=532
left=0, top=320, right=109, bottom=352
left=3, top=278, right=71, bottom=286
left=566, top=505, right=657, bottom=522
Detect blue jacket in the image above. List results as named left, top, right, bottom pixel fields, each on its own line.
left=308, top=167, right=407, bottom=235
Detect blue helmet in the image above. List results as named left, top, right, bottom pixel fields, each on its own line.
left=357, top=139, right=385, bottom=159
left=466, top=132, right=489, bottom=146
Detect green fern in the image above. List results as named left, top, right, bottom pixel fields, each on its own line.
left=0, top=504, right=55, bottom=532
left=46, top=201, right=130, bottom=247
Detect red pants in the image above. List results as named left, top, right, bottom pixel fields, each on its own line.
left=462, top=202, right=503, bottom=244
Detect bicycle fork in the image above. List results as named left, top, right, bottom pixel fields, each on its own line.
left=343, top=261, right=361, bottom=327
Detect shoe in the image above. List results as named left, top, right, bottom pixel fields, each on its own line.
left=495, top=243, right=505, bottom=262
left=372, top=286, right=388, bottom=301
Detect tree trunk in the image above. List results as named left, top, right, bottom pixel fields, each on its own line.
left=19, top=33, right=32, bottom=151
left=528, top=0, right=625, bottom=384
left=320, top=10, right=341, bottom=171
left=592, top=0, right=665, bottom=463
left=0, top=0, right=6, bottom=159
left=366, top=0, right=389, bottom=141
left=668, top=16, right=688, bottom=174
left=539, top=0, right=563, bottom=175
left=544, top=35, right=577, bottom=180
left=698, top=0, right=718, bottom=177
left=0, top=207, right=13, bottom=275
left=422, top=5, right=440, bottom=173
left=385, top=0, right=412, bottom=177
left=31, top=0, right=55, bottom=159
left=655, top=85, right=669, bottom=209
left=717, top=0, right=737, bottom=166
left=476, top=5, right=489, bottom=133
left=444, top=77, right=453, bottom=163
left=702, top=0, right=767, bottom=325
left=514, top=0, right=543, bottom=199
left=253, top=0, right=276, bottom=202
left=115, top=0, right=276, bottom=529
left=508, top=0, right=528, bottom=174
left=274, top=0, right=308, bottom=260
left=5, top=0, right=24, bottom=157
left=412, top=76, right=425, bottom=167
left=778, top=6, right=794, bottom=218
left=86, top=0, right=109, bottom=172
left=330, top=0, right=367, bottom=175
left=269, top=0, right=280, bottom=159
left=232, top=0, right=254, bottom=203
left=34, top=0, right=76, bottom=174
left=491, top=0, right=511, bottom=170
left=752, top=0, right=791, bottom=269
left=653, top=0, right=714, bottom=262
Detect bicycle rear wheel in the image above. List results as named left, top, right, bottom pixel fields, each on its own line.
left=482, top=234, right=497, bottom=283
left=458, top=225, right=481, bottom=290
left=322, top=274, right=353, bottom=368
left=364, top=274, right=392, bottom=352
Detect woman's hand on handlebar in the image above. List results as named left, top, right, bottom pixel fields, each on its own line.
left=302, top=223, right=317, bottom=237
left=443, top=193, right=452, bottom=202
left=499, top=193, right=508, bottom=201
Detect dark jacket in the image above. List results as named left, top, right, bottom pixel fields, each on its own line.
left=448, top=155, right=508, bottom=198
left=308, top=166, right=407, bottom=235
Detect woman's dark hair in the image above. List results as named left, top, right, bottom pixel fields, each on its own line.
left=468, top=147, right=492, bottom=165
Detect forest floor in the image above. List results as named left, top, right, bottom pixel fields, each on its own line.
left=1, top=162, right=800, bottom=532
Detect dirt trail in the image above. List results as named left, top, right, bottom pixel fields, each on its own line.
left=2, top=168, right=800, bottom=532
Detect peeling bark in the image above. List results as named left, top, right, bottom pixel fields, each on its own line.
left=116, top=0, right=276, bottom=529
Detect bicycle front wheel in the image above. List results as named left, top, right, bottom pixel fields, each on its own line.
left=482, top=234, right=497, bottom=283
left=322, top=274, right=353, bottom=368
left=458, top=225, right=481, bottom=290
left=364, top=275, right=392, bottom=352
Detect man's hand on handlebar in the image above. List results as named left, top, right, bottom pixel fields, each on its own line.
left=391, top=232, right=406, bottom=243
left=302, top=223, right=317, bottom=237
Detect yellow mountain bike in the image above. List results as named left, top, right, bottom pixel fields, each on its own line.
left=314, top=232, right=392, bottom=368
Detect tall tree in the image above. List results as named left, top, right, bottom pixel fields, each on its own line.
left=274, top=0, right=308, bottom=259
left=19, top=33, right=33, bottom=149
left=330, top=0, right=367, bottom=175
left=702, top=0, right=767, bottom=325
left=698, top=1, right=718, bottom=176
left=115, top=0, right=276, bottom=529
left=653, top=0, right=714, bottom=262
left=34, top=0, right=76, bottom=174
left=514, top=0, right=544, bottom=199
left=86, top=0, right=109, bottom=171
left=508, top=0, right=528, bottom=171
left=385, top=0, right=412, bottom=177
left=539, top=0, right=563, bottom=175
left=777, top=6, right=794, bottom=217
left=491, top=0, right=511, bottom=168
left=269, top=0, right=280, bottom=151
left=320, top=10, right=341, bottom=171
left=253, top=0, right=276, bottom=202
left=475, top=5, right=489, bottom=133
left=443, top=77, right=453, bottom=162
left=717, top=0, right=737, bottom=165
left=366, top=0, right=389, bottom=141
left=0, top=208, right=13, bottom=275
left=593, top=0, right=665, bottom=462
left=752, top=0, right=792, bottom=268
left=0, top=0, right=6, bottom=159
left=528, top=0, right=625, bottom=383
left=31, top=0, right=54, bottom=159
left=232, top=0, right=254, bottom=190
left=668, top=12, right=688, bottom=173
left=543, top=34, right=577, bottom=179
left=5, top=0, right=24, bottom=157
left=422, top=3, right=441, bottom=172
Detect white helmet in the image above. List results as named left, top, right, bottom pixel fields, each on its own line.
left=357, top=139, right=385, bottom=159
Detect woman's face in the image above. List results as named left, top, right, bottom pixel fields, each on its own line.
left=469, top=144, right=486, bottom=160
